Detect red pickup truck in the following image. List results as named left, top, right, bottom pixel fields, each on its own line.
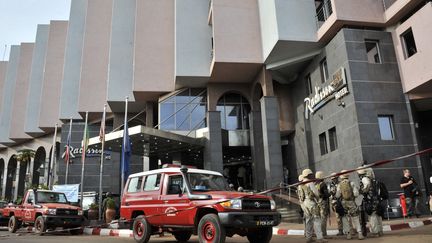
left=3, top=189, right=84, bottom=235
left=121, top=165, right=281, bottom=243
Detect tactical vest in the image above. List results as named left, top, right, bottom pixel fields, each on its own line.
left=340, top=179, right=354, bottom=200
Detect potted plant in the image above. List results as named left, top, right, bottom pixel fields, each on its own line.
left=88, top=203, right=99, bottom=220
left=105, top=198, right=116, bottom=223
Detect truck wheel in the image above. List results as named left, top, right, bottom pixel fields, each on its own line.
left=173, top=231, right=192, bottom=242
left=34, top=216, right=47, bottom=235
left=198, top=214, right=226, bottom=243
left=133, top=215, right=151, bottom=243
left=8, top=216, right=20, bottom=233
left=246, top=227, right=272, bottom=243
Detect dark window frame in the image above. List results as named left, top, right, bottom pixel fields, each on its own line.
left=401, top=28, right=417, bottom=59
left=319, top=132, right=328, bottom=155
left=320, top=58, right=329, bottom=83
left=305, top=74, right=313, bottom=95
left=378, top=115, right=396, bottom=141
left=365, top=39, right=382, bottom=64
left=328, top=127, right=338, bottom=151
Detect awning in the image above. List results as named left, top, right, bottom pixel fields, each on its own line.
left=88, top=125, right=205, bottom=157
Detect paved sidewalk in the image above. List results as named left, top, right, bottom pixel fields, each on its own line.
left=273, top=216, right=432, bottom=235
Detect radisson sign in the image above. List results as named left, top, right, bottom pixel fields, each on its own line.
left=304, top=67, right=349, bottom=119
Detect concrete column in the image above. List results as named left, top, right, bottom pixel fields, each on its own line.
left=203, top=111, right=224, bottom=173
left=260, top=96, right=283, bottom=189
left=145, top=102, right=154, bottom=127
left=249, top=110, right=266, bottom=191
left=29, top=159, right=35, bottom=186
left=13, top=162, right=21, bottom=201
left=1, top=166, right=7, bottom=198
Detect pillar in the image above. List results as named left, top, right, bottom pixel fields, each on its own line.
left=203, top=111, right=223, bottom=173
left=13, top=162, right=21, bottom=201
left=29, top=158, right=35, bottom=186
left=1, top=166, right=7, bottom=199
left=250, top=110, right=266, bottom=191
left=260, top=96, right=283, bottom=189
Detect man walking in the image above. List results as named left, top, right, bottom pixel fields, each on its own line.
left=298, top=169, right=327, bottom=243
left=400, top=169, right=421, bottom=217
left=336, top=170, right=364, bottom=240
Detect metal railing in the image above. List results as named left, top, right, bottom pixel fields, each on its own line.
left=316, top=0, right=333, bottom=28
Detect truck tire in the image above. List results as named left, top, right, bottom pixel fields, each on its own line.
left=132, top=215, right=151, bottom=243
left=173, top=231, right=192, bottom=242
left=246, top=227, right=272, bottom=243
left=198, top=214, right=226, bottom=243
left=34, top=216, right=47, bottom=235
left=8, top=216, right=20, bottom=233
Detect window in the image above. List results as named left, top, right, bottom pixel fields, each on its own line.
left=365, top=40, right=381, bottom=64
left=305, top=74, right=313, bottom=95
left=217, top=93, right=251, bottom=130
left=319, top=132, right=328, bottom=155
left=401, top=28, right=417, bottom=58
left=320, top=58, right=329, bottom=83
left=167, top=175, right=184, bottom=194
left=127, top=176, right=143, bottom=193
left=159, top=88, right=207, bottom=131
left=378, top=115, right=395, bottom=140
left=328, top=127, right=338, bottom=151
left=143, top=174, right=161, bottom=191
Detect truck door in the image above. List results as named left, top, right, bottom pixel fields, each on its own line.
left=22, top=191, right=35, bottom=222
left=159, top=175, right=193, bottom=226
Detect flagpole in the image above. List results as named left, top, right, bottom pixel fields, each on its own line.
left=121, top=97, right=129, bottom=195
left=80, top=112, right=89, bottom=208
left=98, top=104, right=107, bottom=221
left=65, top=118, right=73, bottom=184
left=48, top=123, right=58, bottom=189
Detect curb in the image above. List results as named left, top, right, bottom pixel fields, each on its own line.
left=273, top=217, right=432, bottom=236
left=83, top=218, right=432, bottom=238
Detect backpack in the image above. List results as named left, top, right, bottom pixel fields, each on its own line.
left=340, top=179, right=354, bottom=200
left=376, top=180, right=389, bottom=200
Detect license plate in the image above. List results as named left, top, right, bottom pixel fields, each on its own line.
left=256, top=220, right=274, bottom=226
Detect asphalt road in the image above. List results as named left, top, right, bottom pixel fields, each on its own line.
left=1, top=224, right=432, bottom=242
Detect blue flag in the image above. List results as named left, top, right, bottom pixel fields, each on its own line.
left=121, top=121, right=131, bottom=185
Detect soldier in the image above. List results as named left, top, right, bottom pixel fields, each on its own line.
left=315, top=171, right=330, bottom=238
left=336, top=170, right=365, bottom=240
left=358, top=167, right=383, bottom=237
left=297, top=174, right=306, bottom=237
left=299, top=169, right=327, bottom=243
left=328, top=172, right=344, bottom=236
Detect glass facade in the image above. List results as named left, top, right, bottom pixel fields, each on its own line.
left=216, top=93, right=251, bottom=130
left=159, top=88, right=207, bottom=131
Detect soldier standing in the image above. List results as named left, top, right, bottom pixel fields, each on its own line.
left=328, top=172, right=344, bottom=236
left=299, top=169, right=327, bottom=243
left=358, top=168, right=384, bottom=237
left=315, top=171, right=330, bottom=238
left=336, top=170, right=365, bottom=240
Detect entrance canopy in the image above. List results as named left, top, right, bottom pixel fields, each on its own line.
left=88, top=125, right=205, bottom=157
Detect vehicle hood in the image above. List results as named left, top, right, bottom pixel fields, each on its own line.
left=38, top=203, right=81, bottom=210
left=195, top=191, right=270, bottom=200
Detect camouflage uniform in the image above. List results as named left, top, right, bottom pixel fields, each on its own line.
left=336, top=170, right=364, bottom=240
left=358, top=168, right=383, bottom=237
left=299, top=169, right=326, bottom=243
left=329, top=173, right=344, bottom=235
left=315, top=171, right=330, bottom=237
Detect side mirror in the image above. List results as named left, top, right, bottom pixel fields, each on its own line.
left=168, top=184, right=182, bottom=195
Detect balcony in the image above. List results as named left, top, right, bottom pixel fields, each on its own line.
left=316, top=0, right=333, bottom=28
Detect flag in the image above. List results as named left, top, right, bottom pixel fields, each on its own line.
left=65, top=119, right=73, bottom=164
left=121, top=120, right=131, bottom=184
left=81, top=113, right=89, bottom=163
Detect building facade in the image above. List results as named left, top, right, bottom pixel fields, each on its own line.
left=0, top=0, right=431, bottom=204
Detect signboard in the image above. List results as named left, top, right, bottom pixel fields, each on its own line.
left=304, top=67, right=349, bottom=119
left=61, top=145, right=111, bottom=161
left=53, top=184, right=80, bottom=202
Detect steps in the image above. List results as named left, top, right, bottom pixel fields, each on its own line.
left=274, top=193, right=303, bottom=224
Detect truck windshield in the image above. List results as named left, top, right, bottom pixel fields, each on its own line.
left=188, top=173, right=230, bottom=191
left=36, top=192, right=68, bottom=204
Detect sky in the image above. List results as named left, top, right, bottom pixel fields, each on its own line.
left=0, top=0, right=71, bottom=61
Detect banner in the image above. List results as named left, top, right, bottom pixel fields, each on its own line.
left=53, top=184, right=80, bottom=202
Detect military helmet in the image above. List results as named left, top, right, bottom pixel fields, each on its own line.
left=330, top=172, right=337, bottom=178
left=357, top=167, right=367, bottom=175
left=315, top=171, right=325, bottom=179
left=365, top=168, right=375, bottom=178
left=339, top=170, right=349, bottom=179
left=298, top=174, right=304, bottom=182
left=302, top=168, right=313, bottom=177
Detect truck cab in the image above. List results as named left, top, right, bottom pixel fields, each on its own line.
left=120, top=165, right=281, bottom=243
left=4, top=189, right=84, bottom=235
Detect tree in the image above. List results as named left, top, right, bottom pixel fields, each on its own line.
left=14, top=149, right=36, bottom=190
